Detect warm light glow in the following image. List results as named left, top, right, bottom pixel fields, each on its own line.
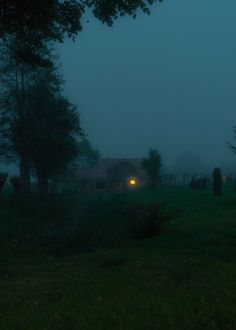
left=130, top=179, right=137, bottom=186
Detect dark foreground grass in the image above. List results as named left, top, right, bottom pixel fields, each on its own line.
left=0, top=186, right=236, bottom=330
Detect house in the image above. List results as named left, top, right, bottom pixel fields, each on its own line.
left=61, top=158, right=177, bottom=194
left=66, top=158, right=150, bottom=194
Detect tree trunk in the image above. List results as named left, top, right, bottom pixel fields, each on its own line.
left=17, top=64, right=31, bottom=194
left=20, top=155, right=31, bottom=194
left=36, top=168, right=49, bottom=199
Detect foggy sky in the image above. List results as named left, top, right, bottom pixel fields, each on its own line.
left=58, top=0, right=236, bottom=172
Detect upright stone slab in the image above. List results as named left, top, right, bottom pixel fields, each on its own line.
left=213, top=168, right=222, bottom=196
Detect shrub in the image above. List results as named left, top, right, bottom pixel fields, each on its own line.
left=41, top=198, right=106, bottom=252
left=123, top=202, right=174, bottom=239
left=0, top=193, right=178, bottom=254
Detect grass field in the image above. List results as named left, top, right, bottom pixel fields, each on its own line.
left=0, top=186, right=236, bottom=330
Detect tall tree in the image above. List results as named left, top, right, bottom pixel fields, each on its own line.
left=0, top=37, right=54, bottom=192
left=0, top=43, right=82, bottom=197
left=14, top=66, right=83, bottom=197
left=142, top=148, right=162, bottom=189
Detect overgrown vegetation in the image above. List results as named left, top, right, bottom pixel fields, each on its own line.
left=0, top=191, right=176, bottom=254
left=0, top=186, right=236, bottom=329
left=124, top=201, right=176, bottom=239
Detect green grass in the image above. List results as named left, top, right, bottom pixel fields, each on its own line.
left=0, top=185, right=236, bottom=330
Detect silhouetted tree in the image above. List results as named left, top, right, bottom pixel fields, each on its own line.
left=0, top=38, right=54, bottom=193
left=0, top=46, right=83, bottom=198
left=0, top=1, right=163, bottom=65
left=142, top=148, right=162, bottom=189
left=19, top=71, right=83, bottom=198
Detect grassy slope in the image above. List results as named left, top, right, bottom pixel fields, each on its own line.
left=0, top=186, right=236, bottom=330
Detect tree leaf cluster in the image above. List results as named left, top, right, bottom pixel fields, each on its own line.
left=0, top=1, right=163, bottom=42
left=0, top=1, right=163, bottom=66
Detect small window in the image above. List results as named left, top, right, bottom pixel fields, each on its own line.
left=96, top=181, right=106, bottom=190
left=129, top=179, right=137, bottom=186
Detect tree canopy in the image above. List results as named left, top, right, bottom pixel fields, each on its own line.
left=0, top=0, right=163, bottom=65
left=0, top=1, right=163, bottom=66
left=0, top=1, right=163, bottom=31
left=0, top=1, right=163, bottom=40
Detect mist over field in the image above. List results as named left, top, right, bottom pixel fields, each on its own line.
left=58, top=0, right=236, bottom=173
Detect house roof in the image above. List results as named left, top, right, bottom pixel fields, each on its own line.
left=72, top=158, right=149, bottom=180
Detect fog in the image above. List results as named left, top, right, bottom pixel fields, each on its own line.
left=56, top=0, right=236, bottom=174
left=1, top=0, right=236, bottom=176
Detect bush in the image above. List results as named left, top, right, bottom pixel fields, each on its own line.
left=123, top=202, right=174, bottom=239
left=0, top=193, right=178, bottom=254
left=41, top=198, right=106, bottom=252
